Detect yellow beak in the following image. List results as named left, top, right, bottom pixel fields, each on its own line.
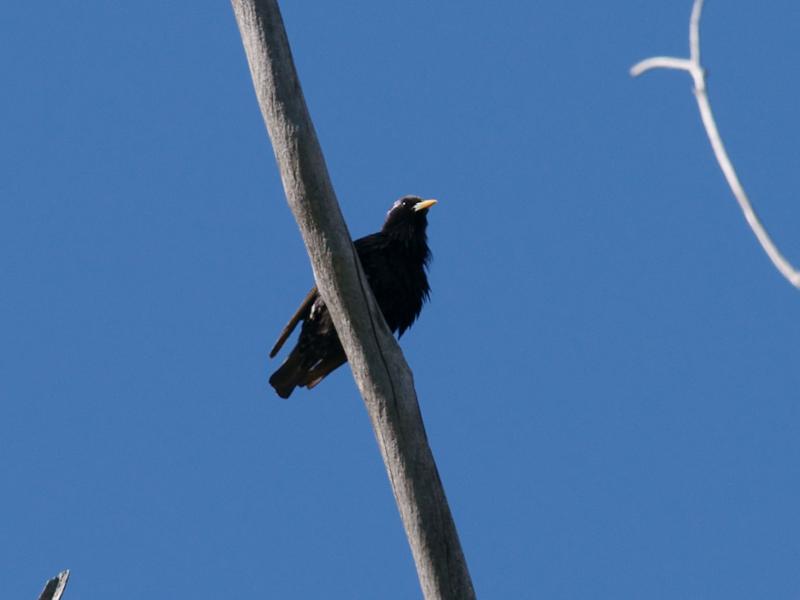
left=413, top=199, right=438, bottom=212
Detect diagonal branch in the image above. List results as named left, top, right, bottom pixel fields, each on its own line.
left=230, top=1, right=476, bottom=598
left=631, top=0, right=800, bottom=289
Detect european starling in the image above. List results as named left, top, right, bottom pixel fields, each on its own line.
left=268, top=195, right=437, bottom=398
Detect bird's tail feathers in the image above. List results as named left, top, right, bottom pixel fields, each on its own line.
left=269, top=349, right=305, bottom=399
left=303, top=356, right=346, bottom=390
left=269, top=350, right=347, bottom=398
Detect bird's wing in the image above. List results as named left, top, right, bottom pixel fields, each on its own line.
left=269, top=287, right=317, bottom=358
left=354, top=232, right=382, bottom=254
left=353, top=233, right=385, bottom=282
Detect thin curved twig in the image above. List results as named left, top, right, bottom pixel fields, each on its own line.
left=631, top=0, right=800, bottom=288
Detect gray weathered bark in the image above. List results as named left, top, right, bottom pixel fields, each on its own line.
left=230, top=2, right=476, bottom=598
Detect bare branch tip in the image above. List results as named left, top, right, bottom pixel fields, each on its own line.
left=630, top=56, right=695, bottom=79
left=629, top=62, right=649, bottom=78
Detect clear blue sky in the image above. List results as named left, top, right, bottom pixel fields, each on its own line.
left=3, top=2, right=800, bottom=598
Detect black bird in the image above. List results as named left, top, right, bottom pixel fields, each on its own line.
left=268, top=195, right=437, bottom=398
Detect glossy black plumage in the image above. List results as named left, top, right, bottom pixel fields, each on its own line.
left=268, top=195, right=436, bottom=398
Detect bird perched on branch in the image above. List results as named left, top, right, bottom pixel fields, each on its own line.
left=268, top=195, right=437, bottom=398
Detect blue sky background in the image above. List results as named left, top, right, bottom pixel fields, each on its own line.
left=3, top=1, right=800, bottom=598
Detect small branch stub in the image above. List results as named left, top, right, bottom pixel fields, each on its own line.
left=631, top=0, right=800, bottom=289
left=37, top=571, right=70, bottom=600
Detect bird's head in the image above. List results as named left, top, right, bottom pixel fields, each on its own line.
left=382, top=195, right=437, bottom=233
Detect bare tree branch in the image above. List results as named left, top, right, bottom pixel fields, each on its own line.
left=230, top=1, right=476, bottom=598
left=37, top=571, right=69, bottom=600
left=631, top=0, right=800, bottom=288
